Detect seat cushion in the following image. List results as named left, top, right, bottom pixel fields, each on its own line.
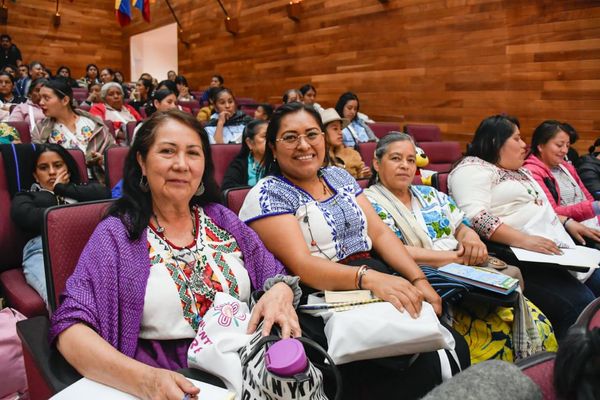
left=0, top=269, right=47, bottom=317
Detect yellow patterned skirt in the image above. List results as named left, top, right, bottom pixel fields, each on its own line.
left=451, top=299, right=558, bottom=364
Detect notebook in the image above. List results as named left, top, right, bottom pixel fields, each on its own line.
left=50, top=377, right=235, bottom=400
left=438, top=263, right=519, bottom=295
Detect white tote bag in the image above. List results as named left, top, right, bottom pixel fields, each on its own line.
left=323, top=301, right=455, bottom=365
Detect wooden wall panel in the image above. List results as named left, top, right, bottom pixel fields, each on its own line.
left=85, top=1, right=600, bottom=153
left=3, top=0, right=122, bottom=80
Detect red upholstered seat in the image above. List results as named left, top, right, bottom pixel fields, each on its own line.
left=103, top=120, right=117, bottom=140
left=236, top=97, right=255, bottom=106
left=516, top=352, right=557, bottom=400
left=432, top=172, right=449, bottom=194
left=177, top=100, right=200, bottom=110
left=356, top=141, right=377, bottom=169
left=369, top=122, right=400, bottom=139
left=66, top=149, right=89, bottom=184
left=357, top=179, right=369, bottom=189
left=126, top=120, right=138, bottom=144
left=212, top=144, right=241, bottom=186
left=576, top=297, right=600, bottom=329
left=104, top=147, right=129, bottom=190
left=77, top=104, right=91, bottom=112
left=404, top=124, right=442, bottom=142
left=71, top=89, right=88, bottom=104
left=418, top=141, right=462, bottom=173
left=223, top=187, right=251, bottom=215
left=43, top=200, right=113, bottom=312
left=6, top=120, right=31, bottom=143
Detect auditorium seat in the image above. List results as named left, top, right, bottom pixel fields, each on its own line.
left=212, top=144, right=241, bottom=186
left=6, top=121, right=31, bottom=143
left=71, top=88, right=88, bottom=104
left=104, top=147, right=128, bottom=191
left=404, top=124, right=442, bottom=142
left=126, top=120, right=138, bottom=144
left=516, top=351, right=557, bottom=400
left=178, top=100, right=200, bottom=110
left=418, top=141, right=462, bottom=173
left=357, top=179, right=369, bottom=189
left=67, top=149, right=89, bottom=184
left=369, top=122, right=400, bottom=139
left=103, top=119, right=117, bottom=140
left=356, top=141, right=377, bottom=169
left=222, top=186, right=251, bottom=215
left=77, top=104, right=91, bottom=112
left=236, top=97, right=256, bottom=106
left=431, top=172, right=449, bottom=194
left=241, top=104, right=258, bottom=117
left=576, top=296, right=600, bottom=329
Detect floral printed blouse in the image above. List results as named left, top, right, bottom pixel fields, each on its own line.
left=367, top=185, right=468, bottom=251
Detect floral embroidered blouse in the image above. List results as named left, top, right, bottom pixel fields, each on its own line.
left=139, top=206, right=251, bottom=339
left=367, top=185, right=467, bottom=251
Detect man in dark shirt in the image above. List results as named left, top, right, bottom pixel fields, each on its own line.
left=0, top=34, right=22, bottom=69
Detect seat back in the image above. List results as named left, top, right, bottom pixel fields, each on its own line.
left=356, top=141, right=377, bottom=169
left=404, top=124, right=442, bottom=142
left=66, top=149, right=89, bottom=184
left=104, top=147, right=129, bottom=190
left=6, top=121, right=31, bottom=144
left=103, top=120, right=116, bottom=140
left=177, top=100, right=200, bottom=110
left=212, top=144, right=241, bottom=186
left=516, top=352, right=557, bottom=400
left=71, top=89, right=88, bottom=104
left=576, top=297, right=600, bottom=329
left=126, top=120, right=138, bottom=144
left=369, top=122, right=400, bottom=139
left=419, top=141, right=462, bottom=172
left=432, top=172, right=449, bottom=194
left=357, top=179, right=369, bottom=189
left=223, top=187, right=251, bottom=215
left=236, top=97, right=255, bottom=106
left=43, top=200, right=113, bottom=312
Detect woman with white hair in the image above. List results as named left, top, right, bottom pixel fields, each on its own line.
left=90, top=82, right=141, bottom=144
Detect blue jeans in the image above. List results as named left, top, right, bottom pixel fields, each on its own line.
left=22, top=236, right=48, bottom=306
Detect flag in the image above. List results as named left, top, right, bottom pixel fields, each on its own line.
left=115, top=0, right=132, bottom=27
left=133, top=0, right=151, bottom=23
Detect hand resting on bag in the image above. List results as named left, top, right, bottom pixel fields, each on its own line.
left=361, top=270, right=425, bottom=318
left=247, top=282, right=301, bottom=338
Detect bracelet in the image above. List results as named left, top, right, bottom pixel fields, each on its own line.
left=562, top=217, right=572, bottom=228
left=355, top=265, right=369, bottom=290
left=411, top=276, right=427, bottom=285
left=358, top=266, right=370, bottom=290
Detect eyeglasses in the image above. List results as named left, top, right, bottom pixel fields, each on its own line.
left=275, top=130, right=324, bottom=148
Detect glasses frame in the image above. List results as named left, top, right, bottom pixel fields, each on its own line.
left=275, top=131, right=324, bottom=148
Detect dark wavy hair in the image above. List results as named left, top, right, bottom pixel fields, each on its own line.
left=145, top=89, right=175, bottom=117
left=334, top=91, right=360, bottom=122
left=530, top=120, right=568, bottom=157
left=263, top=102, right=324, bottom=176
left=108, top=109, right=220, bottom=240
left=32, top=143, right=82, bottom=184
left=41, top=79, right=74, bottom=111
left=554, top=326, right=600, bottom=400
left=157, top=79, right=178, bottom=97
left=466, top=114, right=520, bottom=164
left=85, top=63, right=99, bottom=78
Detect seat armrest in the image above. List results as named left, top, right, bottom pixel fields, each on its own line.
left=16, top=316, right=82, bottom=392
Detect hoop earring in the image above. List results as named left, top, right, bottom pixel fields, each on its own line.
left=195, top=182, right=205, bottom=196
left=139, top=175, right=149, bottom=192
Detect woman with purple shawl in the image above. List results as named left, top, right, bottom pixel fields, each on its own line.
left=49, top=110, right=301, bottom=400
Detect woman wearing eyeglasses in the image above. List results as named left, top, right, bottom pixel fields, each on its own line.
left=239, top=103, right=469, bottom=400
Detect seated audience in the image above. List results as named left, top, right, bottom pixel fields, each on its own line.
left=156, top=79, right=178, bottom=97
left=114, top=70, right=125, bottom=85
left=239, top=102, right=469, bottom=400
left=321, top=108, right=371, bottom=179
left=199, top=74, right=224, bottom=105
left=335, top=91, right=377, bottom=147
left=29, top=61, right=45, bottom=81
left=55, top=66, right=80, bottom=88
left=365, top=132, right=557, bottom=363
left=129, top=78, right=153, bottom=113
left=221, top=119, right=268, bottom=191
left=448, top=114, right=600, bottom=339
left=50, top=110, right=300, bottom=399
left=77, top=63, right=101, bottom=89
left=167, top=70, right=177, bottom=82
left=43, top=68, right=52, bottom=79
left=578, top=138, right=600, bottom=201
left=0, top=71, right=26, bottom=104
left=90, top=82, right=141, bottom=143
left=175, top=75, right=194, bottom=101
left=253, top=103, right=273, bottom=121
left=8, top=77, right=47, bottom=131
left=524, top=120, right=600, bottom=230
left=282, top=88, right=302, bottom=104
left=2, top=64, right=16, bottom=79
left=100, top=68, right=129, bottom=97
left=15, top=64, right=29, bottom=98
left=562, top=122, right=581, bottom=166
left=195, top=87, right=218, bottom=122
left=144, top=88, right=177, bottom=117
left=79, top=82, right=102, bottom=107
left=32, top=79, right=114, bottom=181
left=300, top=84, right=323, bottom=112
left=204, top=87, right=252, bottom=144
left=10, top=144, right=110, bottom=305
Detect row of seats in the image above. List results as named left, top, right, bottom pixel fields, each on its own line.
left=13, top=193, right=600, bottom=398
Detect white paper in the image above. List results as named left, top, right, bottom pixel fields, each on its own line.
left=50, top=377, right=235, bottom=400
left=510, top=245, right=600, bottom=269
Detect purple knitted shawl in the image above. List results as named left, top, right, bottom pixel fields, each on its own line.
left=49, top=203, right=287, bottom=359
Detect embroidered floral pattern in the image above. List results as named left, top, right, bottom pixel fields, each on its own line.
left=472, top=209, right=502, bottom=239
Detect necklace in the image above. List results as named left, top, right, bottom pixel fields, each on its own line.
left=515, top=170, right=543, bottom=206
left=152, top=208, right=197, bottom=238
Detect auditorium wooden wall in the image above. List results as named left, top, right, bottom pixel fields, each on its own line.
left=9, top=1, right=600, bottom=152
left=2, top=0, right=122, bottom=80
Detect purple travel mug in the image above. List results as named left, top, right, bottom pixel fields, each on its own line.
left=265, top=338, right=308, bottom=377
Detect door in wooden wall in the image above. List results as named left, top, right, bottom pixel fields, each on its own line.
left=130, top=23, right=178, bottom=82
